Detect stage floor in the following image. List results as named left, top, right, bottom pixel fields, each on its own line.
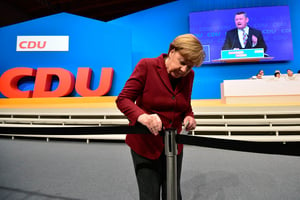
left=0, top=138, right=299, bottom=200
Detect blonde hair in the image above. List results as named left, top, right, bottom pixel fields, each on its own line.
left=168, top=33, right=205, bottom=67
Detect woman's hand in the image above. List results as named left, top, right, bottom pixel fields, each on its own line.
left=183, top=116, right=196, bottom=131
left=137, top=114, right=162, bottom=136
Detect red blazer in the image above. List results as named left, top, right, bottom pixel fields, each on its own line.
left=116, top=54, right=194, bottom=159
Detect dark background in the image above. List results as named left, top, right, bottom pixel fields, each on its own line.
left=0, top=0, right=175, bottom=27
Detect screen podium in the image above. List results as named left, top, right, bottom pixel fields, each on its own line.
left=213, top=48, right=273, bottom=63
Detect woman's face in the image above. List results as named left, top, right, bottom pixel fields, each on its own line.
left=166, top=49, right=193, bottom=78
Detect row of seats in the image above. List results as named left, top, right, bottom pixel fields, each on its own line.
left=1, top=108, right=300, bottom=142
left=193, top=112, right=300, bottom=141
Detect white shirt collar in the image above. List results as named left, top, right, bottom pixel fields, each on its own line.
left=238, top=26, right=249, bottom=34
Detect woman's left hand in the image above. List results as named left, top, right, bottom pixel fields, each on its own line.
left=183, top=116, right=196, bottom=131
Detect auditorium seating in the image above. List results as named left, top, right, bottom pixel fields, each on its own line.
left=1, top=106, right=300, bottom=142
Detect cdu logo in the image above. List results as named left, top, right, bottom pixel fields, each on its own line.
left=16, top=36, right=69, bottom=51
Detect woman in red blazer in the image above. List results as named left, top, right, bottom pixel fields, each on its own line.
left=116, top=34, right=205, bottom=200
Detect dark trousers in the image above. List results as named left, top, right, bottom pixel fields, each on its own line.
left=130, top=149, right=183, bottom=200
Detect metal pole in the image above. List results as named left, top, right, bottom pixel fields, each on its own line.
left=164, top=128, right=178, bottom=200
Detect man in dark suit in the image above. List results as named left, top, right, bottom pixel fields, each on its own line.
left=222, top=11, right=267, bottom=52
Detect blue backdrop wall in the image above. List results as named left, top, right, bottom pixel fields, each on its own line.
left=0, top=13, right=132, bottom=97
left=109, top=0, right=300, bottom=99
left=0, top=0, right=299, bottom=99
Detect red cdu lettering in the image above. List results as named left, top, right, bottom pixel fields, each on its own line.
left=33, top=68, right=75, bottom=97
left=0, top=67, right=36, bottom=98
left=37, top=41, right=46, bottom=49
left=28, top=41, right=36, bottom=49
left=0, top=67, right=114, bottom=98
left=75, top=67, right=114, bottom=96
left=19, top=41, right=27, bottom=49
left=18, top=41, right=46, bottom=49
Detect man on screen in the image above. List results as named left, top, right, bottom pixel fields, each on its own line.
left=222, top=11, right=267, bottom=52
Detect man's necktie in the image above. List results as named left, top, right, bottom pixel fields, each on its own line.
left=243, top=30, right=248, bottom=47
